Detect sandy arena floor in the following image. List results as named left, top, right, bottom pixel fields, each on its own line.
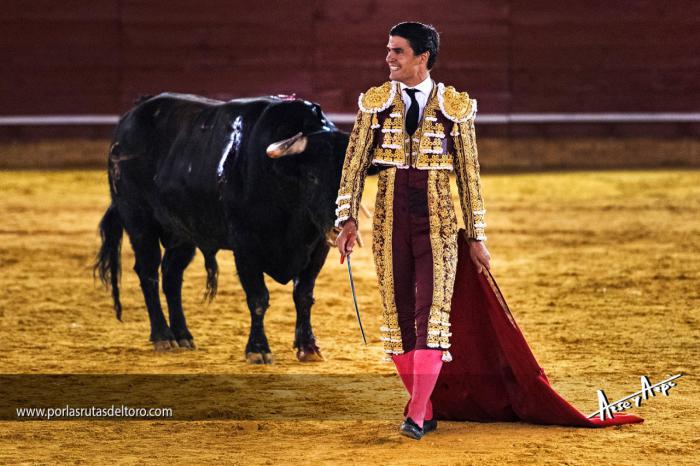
left=0, top=168, right=698, bottom=464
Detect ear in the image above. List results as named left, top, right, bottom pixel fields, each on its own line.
left=421, top=51, right=430, bottom=66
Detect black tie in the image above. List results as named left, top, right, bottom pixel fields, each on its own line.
left=405, top=88, right=419, bottom=136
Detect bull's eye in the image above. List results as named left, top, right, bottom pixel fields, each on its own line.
left=306, top=173, right=319, bottom=184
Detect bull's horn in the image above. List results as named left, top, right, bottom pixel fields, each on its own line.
left=266, top=132, right=308, bottom=158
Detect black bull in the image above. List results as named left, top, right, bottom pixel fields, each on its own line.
left=94, top=93, right=350, bottom=363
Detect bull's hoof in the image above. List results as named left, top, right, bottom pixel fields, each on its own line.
left=177, top=338, right=196, bottom=349
left=296, top=347, right=325, bottom=362
left=153, top=340, right=178, bottom=352
left=246, top=352, right=274, bottom=364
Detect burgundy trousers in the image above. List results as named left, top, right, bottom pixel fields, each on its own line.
left=392, top=166, right=439, bottom=353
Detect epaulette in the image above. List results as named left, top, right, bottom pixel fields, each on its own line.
left=437, top=83, right=477, bottom=123
left=358, top=81, right=396, bottom=113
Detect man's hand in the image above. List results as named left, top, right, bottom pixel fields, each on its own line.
left=336, top=219, right=358, bottom=258
left=468, top=239, right=491, bottom=274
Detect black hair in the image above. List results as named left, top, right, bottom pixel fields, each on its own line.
left=389, top=22, right=440, bottom=69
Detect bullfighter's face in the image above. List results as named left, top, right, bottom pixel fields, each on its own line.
left=386, top=35, right=429, bottom=87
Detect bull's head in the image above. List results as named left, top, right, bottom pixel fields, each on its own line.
left=262, top=99, right=349, bottom=242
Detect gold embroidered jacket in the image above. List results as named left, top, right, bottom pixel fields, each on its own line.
left=335, top=80, right=487, bottom=240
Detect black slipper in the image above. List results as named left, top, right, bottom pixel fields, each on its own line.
left=423, top=418, right=437, bottom=433
left=399, top=417, right=424, bottom=440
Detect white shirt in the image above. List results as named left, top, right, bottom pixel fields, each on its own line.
left=399, top=75, right=433, bottom=121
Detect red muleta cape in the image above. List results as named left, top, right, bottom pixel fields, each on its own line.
left=430, top=230, right=644, bottom=427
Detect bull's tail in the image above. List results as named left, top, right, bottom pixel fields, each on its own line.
left=203, top=250, right=219, bottom=303
left=93, top=203, right=124, bottom=320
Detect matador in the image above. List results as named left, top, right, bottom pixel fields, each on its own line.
left=335, top=22, right=491, bottom=440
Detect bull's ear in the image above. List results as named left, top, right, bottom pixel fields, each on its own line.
left=266, top=132, right=308, bottom=158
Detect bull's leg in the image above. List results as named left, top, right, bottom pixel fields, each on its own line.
left=293, top=239, right=329, bottom=362
left=233, top=254, right=273, bottom=364
left=162, top=242, right=197, bottom=349
left=127, top=226, right=177, bottom=351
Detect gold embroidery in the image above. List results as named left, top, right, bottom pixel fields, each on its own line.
left=383, top=114, right=403, bottom=131
left=374, top=169, right=458, bottom=354
left=426, top=170, right=458, bottom=349
left=369, top=83, right=459, bottom=170
left=415, top=153, right=452, bottom=168
left=360, top=81, right=395, bottom=113
left=369, top=83, right=407, bottom=167
left=372, top=168, right=403, bottom=354
left=423, top=119, right=445, bottom=136
left=418, top=133, right=433, bottom=152
left=335, top=110, right=375, bottom=228
left=372, top=148, right=405, bottom=166
left=415, top=102, right=453, bottom=169
left=453, top=118, right=486, bottom=240
left=438, top=83, right=476, bottom=123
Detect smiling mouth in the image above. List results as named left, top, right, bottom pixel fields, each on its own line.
left=389, top=65, right=400, bottom=71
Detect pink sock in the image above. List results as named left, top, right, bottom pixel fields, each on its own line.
left=391, top=350, right=414, bottom=394
left=392, top=350, right=434, bottom=420
left=406, top=349, right=443, bottom=428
